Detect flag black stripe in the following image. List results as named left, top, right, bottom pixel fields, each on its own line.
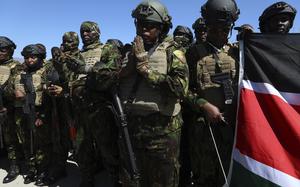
left=243, top=34, right=300, bottom=93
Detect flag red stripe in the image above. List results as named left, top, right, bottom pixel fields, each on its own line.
left=236, top=88, right=300, bottom=179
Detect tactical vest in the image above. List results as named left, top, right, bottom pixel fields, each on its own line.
left=120, top=40, right=181, bottom=117
left=0, top=59, right=18, bottom=86
left=196, top=43, right=237, bottom=110
left=81, top=45, right=103, bottom=66
left=14, top=68, right=45, bottom=107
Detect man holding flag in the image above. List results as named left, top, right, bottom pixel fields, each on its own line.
left=185, top=0, right=240, bottom=186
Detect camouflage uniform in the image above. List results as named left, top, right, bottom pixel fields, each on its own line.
left=67, top=21, right=120, bottom=187
left=6, top=44, right=50, bottom=184
left=118, top=1, right=189, bottom=186
left=1, top=58, right=20, bottom=161
left=67, top=42, right=121, bottom=187
left=184, top=0, right=240, bottom=186
left=0, top=36, right=21, bottom=184
left=42, top=33, right=82, bottom=182
left=172, top=25, right=195, bottom=187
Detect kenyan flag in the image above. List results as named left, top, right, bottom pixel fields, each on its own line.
left=229, top=34, right=300, bottom=187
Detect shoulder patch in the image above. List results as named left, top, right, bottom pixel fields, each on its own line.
left=173, top=50, right=186, bottom=64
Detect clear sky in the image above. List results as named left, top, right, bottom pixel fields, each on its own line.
left=1, top=0, right=299, bottom=58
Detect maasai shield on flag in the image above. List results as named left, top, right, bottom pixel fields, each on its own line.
left=229, top=34, right=300, bottom=187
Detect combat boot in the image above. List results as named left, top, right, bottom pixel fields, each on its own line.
left=3, top=161, right=20, bottom=183
left=40, top=167, right=67, bottom=185
left=24, top=170, right=37, bottom=184
left=35, top=171, right=48, bottom=186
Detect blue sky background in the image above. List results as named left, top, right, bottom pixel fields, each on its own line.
left=1, top=0, right=299, bottom=58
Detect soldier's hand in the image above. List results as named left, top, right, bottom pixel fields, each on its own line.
left=133, top=36, right=148, bottom=61
left=15, top=90, right=25, bottom=100
left=35, top=118, right=43, bottom=127
left=51, top=47, right=63, bottom=63
left=133, top=36, right=150, bottom=75
left=47, top=85, right=63, bottom=97
left=65, top=55, right=85, bottom=72
left=201, top=102, right=224, bottom=124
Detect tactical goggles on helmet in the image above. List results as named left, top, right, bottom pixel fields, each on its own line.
left=136, top=20, right=162, bottom=30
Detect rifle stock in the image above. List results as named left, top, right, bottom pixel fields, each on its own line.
left=111, top=90, right=140, bottom=186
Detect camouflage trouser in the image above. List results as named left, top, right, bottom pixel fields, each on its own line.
left=120, top=113, right=182, bottom=187
left=188, top=117, right=234, bottom=187
left=7, top=108, right=51, bottom=173
left=35, top=121, right=51, bottom=173
left=3, top=109, right=22, bottom=162
left=77, top=103, right=119, bottom=183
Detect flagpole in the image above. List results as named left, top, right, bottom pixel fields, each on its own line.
left=226, top=34, right=246, bottom=186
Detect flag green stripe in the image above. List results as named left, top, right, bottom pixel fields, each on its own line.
left=230, top=161, right=280, bottom=187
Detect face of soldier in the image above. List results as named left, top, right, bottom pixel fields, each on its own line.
left=62, top=37, right=78, bottom=52
left=136, top=20, right=162, bottom=45
left=195, top=28, right=207, bottom=43
left=207, top=25, right=231, bottom=48
left=174, top=33, right=191, bottom=48
left=80, top=27, right=99, bottom=46
left=24, top=55, right=39, bottom=67
left=267, top=14, right=292, bottom=34
left=0, top=47, right=11, bottom=63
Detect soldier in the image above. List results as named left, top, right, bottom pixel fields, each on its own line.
left=0, top=36, right=20, bottom=183
left=38, top=32, right=82, bottom=185
left=80, top=21, right=102, bottom=66
left=173, top=25, right=193, bottom=50
left=68, top=40, right=122, bottom=186
left=65, top=22, right=122, bottom=187
left=172, top=25, right=194, bottom=187
left=106, top=39, right=124, bottom=54
left=116, top=0, right=189, bottom=186
left=259, top=1, right=297, bottom=34
left=192, top=17, right=207, bottom=44
left=5, top=44, right=50, bottom=185
left=185, top=0, right=240, bottom=186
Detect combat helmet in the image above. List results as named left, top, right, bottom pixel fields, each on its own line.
left=106, top=39, right=124, bottom=51
left=173, top=25, right=193, bottom=43
left=259, top=1, right=297, bottom=33
left=192, top=17, right=206, bottom=31
left=201, top=0, right=240, bottom=26
left=0, top=36, right=16, bottom=56
left=35, top=43, right=47, bottom=59
left=21, top=44, right=44, bottom=58
left=132, top=0, right=172, bottom=36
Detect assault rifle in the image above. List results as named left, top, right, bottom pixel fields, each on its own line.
left=46, top=69, right=61, bottom=153
left=111, top=89, right=140, bottom=186
left=21, top=73, right=36, bottom=155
